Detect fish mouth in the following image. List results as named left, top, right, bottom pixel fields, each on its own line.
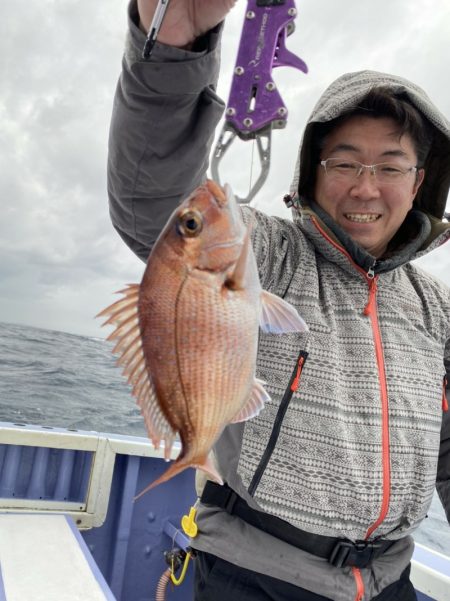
left=201, top=237, right=244, bottom=252
left=198, top=235, right=246, bottom=273
left=344, top=213, right=382, bottom=223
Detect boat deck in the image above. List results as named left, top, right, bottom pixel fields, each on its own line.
left=0, top=422, right=449, bottom=600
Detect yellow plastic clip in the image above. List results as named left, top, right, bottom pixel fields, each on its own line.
left=181, top=506, right=198, bottom=538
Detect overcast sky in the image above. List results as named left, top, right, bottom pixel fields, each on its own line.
left=1, top=0, right=449, bottom=338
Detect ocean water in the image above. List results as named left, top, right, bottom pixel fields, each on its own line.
left=0, top=321, right=146, bottom=437
left=0, top=320, right=449, bottom=556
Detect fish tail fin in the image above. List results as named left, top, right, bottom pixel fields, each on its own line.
left=133, top=455, right=223, bottom=501
left=133, top=461, right=190, bottom=500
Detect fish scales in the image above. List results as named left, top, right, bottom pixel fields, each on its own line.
left=139, top=244, right=258, bottom=449
left=174, top=272, right=258, bottom=437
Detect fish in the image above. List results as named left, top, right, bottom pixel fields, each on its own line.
left=98, top=180, right=307, bottom=495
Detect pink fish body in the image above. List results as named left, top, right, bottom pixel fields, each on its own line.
left=99, top=180, right=307, bottom=494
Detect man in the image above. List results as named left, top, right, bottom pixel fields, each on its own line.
left=107, top=1, right=450, bottom=599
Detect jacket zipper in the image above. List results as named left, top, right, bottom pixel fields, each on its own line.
left=352, top=567, right=365, bottom=601
left=248, top=350, right=309, bottom=496
left=443, top=376, right=449, bottom=412
left=361, top=274, right=391, bottom=539
left=311, top=216, right=394, bottom=599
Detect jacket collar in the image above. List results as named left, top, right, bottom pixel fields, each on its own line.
left=295, top=199, right=450, bottom=277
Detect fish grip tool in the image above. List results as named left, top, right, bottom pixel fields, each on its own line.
left=211, top=0, right=308, bottom=204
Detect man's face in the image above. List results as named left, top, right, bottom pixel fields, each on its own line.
left=315, top=115, right=425, bottom=258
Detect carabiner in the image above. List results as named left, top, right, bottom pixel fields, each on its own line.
left=211, top=123, right=271, bottom=205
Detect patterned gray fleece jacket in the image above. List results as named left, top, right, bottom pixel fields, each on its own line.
left=108, top=3, right=450, bottom=599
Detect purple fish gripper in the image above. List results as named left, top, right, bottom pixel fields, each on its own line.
left=226, top=0, right=308, bottom=138
left=211, top=0, right=308, bottom=203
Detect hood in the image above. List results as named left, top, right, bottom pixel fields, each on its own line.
left=290, top=70, right=450, bottom=221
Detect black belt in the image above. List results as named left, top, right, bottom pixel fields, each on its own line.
left=200, top=482, right=395, bottom=569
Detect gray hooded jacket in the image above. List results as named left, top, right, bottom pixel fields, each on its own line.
left=108, top=3, right=450, bottom=599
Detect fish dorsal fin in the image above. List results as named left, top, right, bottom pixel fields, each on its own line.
left=97, top=284, right=176, bottom=456
left=230, top=378, right=271, bottom=423
left=260, top=291, right=308, bottom=334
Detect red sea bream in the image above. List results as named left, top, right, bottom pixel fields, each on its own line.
left=98, top=180, right=307, bottom=493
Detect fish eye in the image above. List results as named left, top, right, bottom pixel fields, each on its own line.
left=176, top=209, right=203, bottom=237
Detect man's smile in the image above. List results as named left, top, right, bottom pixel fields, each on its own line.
left=344, top=213, right=382, bottom=223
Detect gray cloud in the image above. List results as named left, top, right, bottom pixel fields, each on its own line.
left=1, top=0, right=449, bottom=337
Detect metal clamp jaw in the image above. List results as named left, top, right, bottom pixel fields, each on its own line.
left=211, top=124, right=272, bottom=205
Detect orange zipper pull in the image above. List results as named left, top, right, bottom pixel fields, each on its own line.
left=364, top=276, right=378, bottom=316
left=443, top=376, right=448, bottom=412
left=291, top=352, right=308, bottom=391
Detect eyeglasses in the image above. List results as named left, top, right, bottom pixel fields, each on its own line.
left=319, top=158, right=418, bottom=185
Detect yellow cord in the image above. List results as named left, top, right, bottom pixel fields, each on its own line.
left=170, top=551, right=191, bottom=585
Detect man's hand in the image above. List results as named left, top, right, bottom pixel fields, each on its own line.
left=137, top=0, right=237, bottom=48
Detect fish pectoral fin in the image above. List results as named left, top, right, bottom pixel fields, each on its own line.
left=230, top=378, right=271, bottom=423
left=260, top=290, right=308, bottom=334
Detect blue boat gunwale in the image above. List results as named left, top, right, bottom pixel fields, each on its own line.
left=0, top=421, right=180, bottom=529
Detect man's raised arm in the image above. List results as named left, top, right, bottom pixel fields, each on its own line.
left=108, top=0, right=235, bottom=261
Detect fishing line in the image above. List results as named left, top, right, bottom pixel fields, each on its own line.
left=248, top=138, right=255, bottom=203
